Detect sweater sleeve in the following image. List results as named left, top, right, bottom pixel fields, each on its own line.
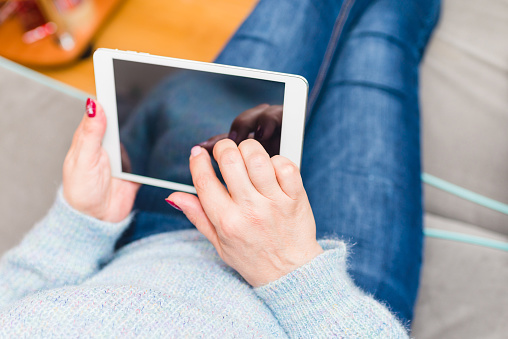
left=254, top=240, right=409, bottom=338
left=0, top=188, right=132, bottom=307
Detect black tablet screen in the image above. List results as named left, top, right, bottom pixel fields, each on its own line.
left=113, top=59, right=285, bottom=187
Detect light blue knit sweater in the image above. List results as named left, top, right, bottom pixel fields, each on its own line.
left=0, top=190, right=409, bottom=337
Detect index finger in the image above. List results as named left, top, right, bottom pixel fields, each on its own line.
left=189, top=145, right=232, bottom=225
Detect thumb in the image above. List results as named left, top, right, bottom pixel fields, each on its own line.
left=166, top=192, right=220, bottom=249
left=77, top=98, right=107, bottom=158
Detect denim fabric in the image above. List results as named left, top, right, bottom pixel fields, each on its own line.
left=116, top=0, right=440, bottom=324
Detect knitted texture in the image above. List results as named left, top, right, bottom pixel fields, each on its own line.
left=0, top=191, right=408, bottom=337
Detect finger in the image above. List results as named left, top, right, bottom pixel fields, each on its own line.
left=238, top=139, right=280, bottom=198
left=199, top=133, right=228, bottom=155
left=189, top=145, right=232, bottom=225
left=229, top=104, right=269, bottom=144
left=213, top=139, right=258, bottom=202
left=271, top=155, right=306, bottom=200
left=254, top=105, right=283, bottom=142
left=166, top=192, right=221, bottom=250
left=75, top=99, right=107, bottom=161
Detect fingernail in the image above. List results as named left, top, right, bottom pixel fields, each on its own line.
left=255, top=125, right=264, bottom=139
left=191, top=145, right=202, bottom=157
left=228, top=131, right=237, bottom=143
left=165, top=199, right=182, bottom=211
left=86, top=98, right=96, bottom=118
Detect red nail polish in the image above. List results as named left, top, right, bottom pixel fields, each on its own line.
left=86, top=98, right=96, bottom=118
left=165, top=199, right=182, bottom=211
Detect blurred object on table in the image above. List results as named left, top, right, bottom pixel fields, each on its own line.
left=16, top=1, right=46, bottom=31
left=0, top=0, right=124, bottom=67
left=0, top=1, right=18, bottom=25
left=3, top=0, right=258, bottom=95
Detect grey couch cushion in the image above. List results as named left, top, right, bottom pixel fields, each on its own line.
left=420, top=0, right=508, bottom=234
left=414, top=1, right=508, bottom=336
left=412, top=214, right=508, bottom=338
left=0, top=59, right=84, bottom=254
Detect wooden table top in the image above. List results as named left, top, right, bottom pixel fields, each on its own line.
left=0, top=0, right=124, bottom=67
left=1, top=0, right=257, bottom=95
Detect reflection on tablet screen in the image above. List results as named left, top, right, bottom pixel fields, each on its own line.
left=113, top=59, right=285, bottom=187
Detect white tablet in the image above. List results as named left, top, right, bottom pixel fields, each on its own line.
left=93, top=48, right=308, bottom=194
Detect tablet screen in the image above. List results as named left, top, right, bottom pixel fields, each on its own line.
left=113, top=59, right=285, bottom=187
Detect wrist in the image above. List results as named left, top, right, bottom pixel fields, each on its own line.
left=252, top=242, right=324, bottom=288
left=63, top=187, right=103, bottom=221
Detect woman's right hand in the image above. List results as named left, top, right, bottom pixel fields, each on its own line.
left=167, top=140, right=323, bottom=287
left=199, top=104, right=283, bottom=157
left=62, top=99, right=140, bottom=223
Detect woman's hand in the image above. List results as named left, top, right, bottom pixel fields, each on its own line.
left=199, top=104, right=283, bottom=157
left=167, top=139, right=323, bottom=287
left=62, top=99, right=140, bottom=223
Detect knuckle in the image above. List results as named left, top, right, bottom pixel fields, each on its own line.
left=71, top=130, right=80, bottom=144
left=218, top=214, right=241, bottom=238
left=82, top=121, right=95, bottom=135
left=220, top=212, right=239, bottom=226
left=219, top=222, right=236, bottom=239
left=246, top=153, right=268, bottom=169
left=278, top=160, right=299, bottom=177
left=220, top=147, right=241, bottom=166
left=193, top=173, right=212, bottom=192
left=63, top=150, right=77, bottom=171
left=246, top=213, right=265, bottom=228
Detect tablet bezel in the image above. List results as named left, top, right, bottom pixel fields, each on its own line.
left=93, top=48, right=308, bottom=194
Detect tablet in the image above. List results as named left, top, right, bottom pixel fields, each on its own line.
left=93, top=48, right=308, bottom=194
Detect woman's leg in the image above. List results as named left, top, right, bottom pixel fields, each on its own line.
left=301, top=0, right=440, bottom=324
left=215, top=0, right=370, bottom=93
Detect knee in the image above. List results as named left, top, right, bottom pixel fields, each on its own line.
left=348, top=0, right=440, bottom=60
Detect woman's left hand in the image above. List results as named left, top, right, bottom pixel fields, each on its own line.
left=62, top=99, right=140, bottom=223
left=167, top=139, right=323, bottom=287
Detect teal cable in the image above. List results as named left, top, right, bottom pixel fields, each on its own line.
left=422, top=173, right=508, bottom=252
left=424, top=228, right=508, bottom=252
left=422, top=173, right=508, bottom=216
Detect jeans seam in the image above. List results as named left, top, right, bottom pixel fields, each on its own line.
left=306, top=0, right=357, bottom=120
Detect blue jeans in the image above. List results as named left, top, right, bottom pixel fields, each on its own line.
left=116, top=0, right=440, bottom=324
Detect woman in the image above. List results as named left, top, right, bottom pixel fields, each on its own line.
left=0, top=0, right=439, bottom=336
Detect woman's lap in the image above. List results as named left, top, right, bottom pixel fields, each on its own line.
left=116, top=0, right=440, bottom=324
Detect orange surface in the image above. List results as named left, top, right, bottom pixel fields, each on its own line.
left=0, top=0, right=123, bottom=67
left=33, top=0, right=258, bottom=95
